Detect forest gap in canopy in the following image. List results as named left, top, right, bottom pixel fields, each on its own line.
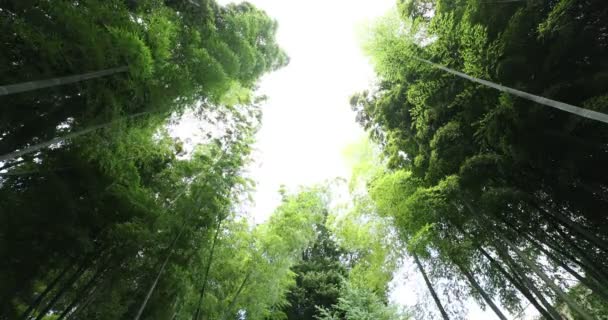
left=0, top=0, right=607, bottom=319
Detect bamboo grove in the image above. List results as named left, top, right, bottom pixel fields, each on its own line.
left=1, top=0, right=607, bottom=319
left=0, top=0, right=295, bottom=318
left=0, top=0, right=404, bottom=319
left=351, top=0, right=608, bottom=318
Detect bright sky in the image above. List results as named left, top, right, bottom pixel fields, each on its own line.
left=208, top=0, right=533, bottom=319
left=226, top=0, right=394, bottom=222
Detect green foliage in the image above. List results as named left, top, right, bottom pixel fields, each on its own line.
left=554, top=285, right=608, bottom=320
left=2, top=0, right=608, bottom=319
left=282, top=222, right=347, bottom=320
left=0, top=0, right=287, bottom=319
left=354, top=1, right=608, bottom=318
left=278, top=174, right=407, bottom=320
left=316, top=283, right=409, bottom=320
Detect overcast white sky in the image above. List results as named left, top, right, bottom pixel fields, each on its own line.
left=206, top=0, right=532, bottom=319
left=228, top=0, right=393, bottom=222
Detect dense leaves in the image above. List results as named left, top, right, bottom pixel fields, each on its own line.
left=2, top=0, right=607, bottom=319
left=0, top=0, right=286, bottom=319
left=354, top=0, right=608, bottom=318
left=279, top=181, right=408, bottom=320
left=282, top=222, right=347, bottom=320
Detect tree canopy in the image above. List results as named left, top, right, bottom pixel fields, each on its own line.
left=0, top=0, right=288, bottom=318
left=351, top=0, right=608, bottom=318
left=1, top=0, right=607, bottom=319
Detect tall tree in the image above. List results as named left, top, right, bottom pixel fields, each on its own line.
left=354, top=1, right=608, bottom=317
left=0, top=0, right=287, bottom=318
left=281, top=221, right=348, bottom=320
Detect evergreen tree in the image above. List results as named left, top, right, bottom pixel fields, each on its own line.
left=282, top=221, right=348, bottom=320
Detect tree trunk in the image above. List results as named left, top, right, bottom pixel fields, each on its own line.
left=193, top=218, right=223, bottom=320
left=0, top=167, right=71, bottom=177
left=496, top=205, right=608, bottom=289
left=58, top=246, right=113, bottom=320
left=133, top=226, right=186, bottom=320
left=493, top=241, right=564, bottom=320
left=0, top=111, right=151, bottom=162
left=459, top=200, right=562, bottom=319
left=171, top=306, right=181, bottom=320
left=524, top=233, right=608, bottom=301
left=0, top=66, right=129, bottom=96
left=34, top=261, right=89, bottom=320
left=187, top=0, right=201, bottom=8
left=535, top=204, right=608, bottom=254
left=553, top=225, right=608, bottom=276
left=220, top=269, right=252, bottom=320
left=535, top=229, right=608, bottom=289
left=411, top=56, right=608, bottom=124
left=412, top=253, right=450, bottom=320
left=503, top=238, right=594, bottom=320
left=478, top=247, right=557, bottom=320
left=494, top=205, right=608, bottom=288
left=555, top=215, right=608, bottom=253
left=170, top=298, right=182, bottom=320
left=456, top=263, right=508, bottom=320
left=19, top=263, right=73, bottom=320
left=65, top=279, right=102, bottom=320
left=0, top=158, right=25, bottom=171
left=56, top=264, right=107, bottom=320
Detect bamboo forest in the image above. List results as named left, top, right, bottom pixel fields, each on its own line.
left=0, top=0, right=607, bottom=319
